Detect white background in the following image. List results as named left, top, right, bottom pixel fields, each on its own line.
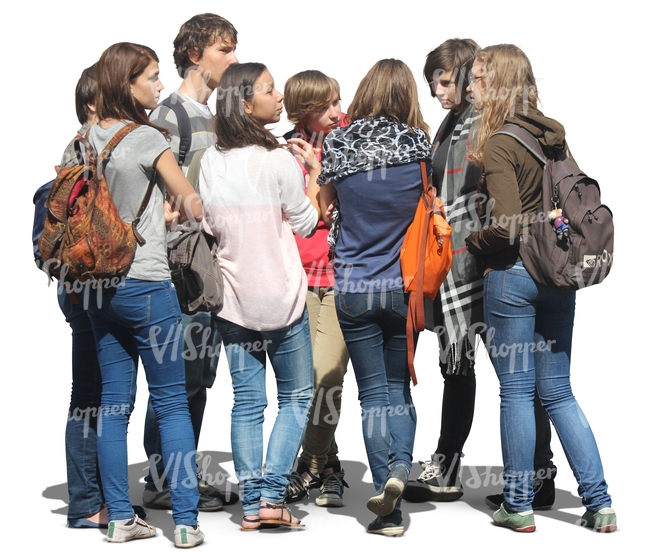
left=3, top=1, right=645, bottom=550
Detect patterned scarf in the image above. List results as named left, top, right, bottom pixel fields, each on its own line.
left=317, top=116, right=432, bottom=251
left=425, top=105, right=485, bottom=376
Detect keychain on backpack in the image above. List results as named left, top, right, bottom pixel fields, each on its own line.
left=548, top=208, right=570, bottom=242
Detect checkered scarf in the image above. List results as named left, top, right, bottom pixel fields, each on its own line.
left=425, top=106, right=484, bottom=375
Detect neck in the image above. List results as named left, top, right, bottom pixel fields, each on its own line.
left=179, top=68, right=215, bottom=105
left=303, top=125, right=326, bottom=149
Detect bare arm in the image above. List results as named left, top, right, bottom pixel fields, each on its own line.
left=154, top=149, right=203, bottom=223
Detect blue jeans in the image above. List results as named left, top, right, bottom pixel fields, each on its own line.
left=335, top=290, right=417, bottom=491
left=143, top=311, right=221, bottom=490
left=86, top=279, right=199, bottom=525
left=484, top=262, right=611, bottom=512
left=58, top=289, right=104, bottom=521
left=216, top=309, right=313, bottom=517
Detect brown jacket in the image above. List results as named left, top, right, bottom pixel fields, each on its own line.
left=465, top=108, right=567, bottom=273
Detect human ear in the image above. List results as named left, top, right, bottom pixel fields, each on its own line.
left=188, top=47, right=202, bottom=66
left=243, top=99, right=253, bottom=115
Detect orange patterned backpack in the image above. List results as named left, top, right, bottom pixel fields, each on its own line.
left=39, top=123, right=155, bottom=281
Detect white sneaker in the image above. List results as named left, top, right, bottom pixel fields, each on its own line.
left=107, top=515, right=156, bottom=543
left=174, top=524, right=205, bottom=548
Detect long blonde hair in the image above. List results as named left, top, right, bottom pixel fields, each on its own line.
left=347, top=59, right=429, bottom=139
left=471, top=44, right=538, bottom=164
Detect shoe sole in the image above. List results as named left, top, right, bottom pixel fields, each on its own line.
left=366, top=478, right=405, bottom=517
left=367, top=527, right=405, bottom=537
left=315, top=496, right=343, bottom=507
left=403, top=481, right=463, bottom=503
left=493, top=521, right=536, bottom=533
left=175, top=537, right=204, bottom=548
left=581, top=521, right=617, bottom=533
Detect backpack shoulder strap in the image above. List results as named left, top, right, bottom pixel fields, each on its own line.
left=161, top=95, right=192, bottom=167
left=186, top=148, right=207, bottom=193
left=494, top=123, right=547, bottom=166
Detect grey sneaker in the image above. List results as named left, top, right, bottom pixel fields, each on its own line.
left=403, top=457, right=463, bottom=503
left=580, top=507, right=617, bottom=532
left=367, top=508, right=404, bottom=537
left=492, top=503, right=536, bottom=532
left=107, top=515, right=157, bottom=543
left=174, top=524, right=205, bottom=548
left=315, top=463, right=348, bottom=507
left=197, top=477, right=239, bottom=506
left=366, top=465, right=408, bottom=517
left=143, top=487, right=223, bottom=512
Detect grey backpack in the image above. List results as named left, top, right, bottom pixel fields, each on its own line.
left=495, top=124, right=614, bottom=290
left=167, top=145, right=223, bottom=314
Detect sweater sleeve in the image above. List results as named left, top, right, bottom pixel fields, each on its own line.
left=466, top=135, right=523, bottom=255
left=278, top=151, right=318, bottom=238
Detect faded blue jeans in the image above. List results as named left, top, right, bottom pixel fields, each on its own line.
left=335, top=290, right=417, bottom=491
left=58, top=289, right=104, bottom=521
left=87, top=279, right=199, bottom=525
left=484, top=262, right=611, bottom=512
left=216, top=308, right=314, bottom=517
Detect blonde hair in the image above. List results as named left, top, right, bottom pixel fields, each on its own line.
left=471, top=44, right=539, bottom=165
left=284, top=70, right=340, bottom=126
left=347, top=59, right=429, bottom=139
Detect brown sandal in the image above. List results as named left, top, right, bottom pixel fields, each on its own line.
left=259, top=502, right=305, bottom=528
left=241, top=516, right=261, bottom=531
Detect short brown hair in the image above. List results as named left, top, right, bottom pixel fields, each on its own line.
left=173, top=13, right=238, bottom=76
left=75, top=63, right=97, bottom=125
left=423, top=38, right=480, bottom=109
left=347, top=59, right=429, bottom=138
left=283, top=70, right=340, bottom=126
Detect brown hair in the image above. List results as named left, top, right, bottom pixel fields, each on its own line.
left=173, top=13, right=238, bottom=76
left=95, top=42, right=167, bottom=135
left=471, top=44, right=539, bottom=164
left=75, top=63, right=98, bottom=125
left=214, top=63, right=280, bottom=152
left=283, top=70, right=340, bottom=126
left=423, top=38, right=480, bottom=109
left=347, top=59, right=429, bottom=138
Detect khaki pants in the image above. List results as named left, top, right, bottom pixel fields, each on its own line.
left=298, top=287, right=349, bottom=474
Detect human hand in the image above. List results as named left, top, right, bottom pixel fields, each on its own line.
left=164, top=196, right=180, bottom=230
left=287, top=137, right=321, bottom=172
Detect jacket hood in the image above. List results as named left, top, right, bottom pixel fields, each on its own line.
left=505, top=108, right=566, bottom=155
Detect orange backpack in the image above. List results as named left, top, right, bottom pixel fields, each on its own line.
left=400, top=160, right=453, bottom=384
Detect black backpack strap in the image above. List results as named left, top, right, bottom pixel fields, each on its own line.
left=494, top=123, right=547, bottom=166
left=161, top=95, right=192, bottom=168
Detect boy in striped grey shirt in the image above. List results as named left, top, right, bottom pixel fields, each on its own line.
left=143, top=13, right=239, bottom=513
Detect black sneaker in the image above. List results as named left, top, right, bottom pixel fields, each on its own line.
left=367, top=508, right=404, bottom=537
left=485, top=467, right=556, bottom=511
left=143, top=486, right=223, bottom=512
left=285, top=463, right=320, bottom=503
left=197, top=477, right=240, bottom=506
left=403, top=456, right=463, bottom=503
left=315, top=461, right=349, bottom=507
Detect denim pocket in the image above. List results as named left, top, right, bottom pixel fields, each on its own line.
left=109, top=282, right=152, bottom=329
left=390, top=291, right=408, bottom=320
left=502, top=263, right=537, bottom=306
left=336, top=292, right=371, bottom=318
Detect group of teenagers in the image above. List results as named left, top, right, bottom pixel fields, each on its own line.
left=53, top=11, right=617, bottom=547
